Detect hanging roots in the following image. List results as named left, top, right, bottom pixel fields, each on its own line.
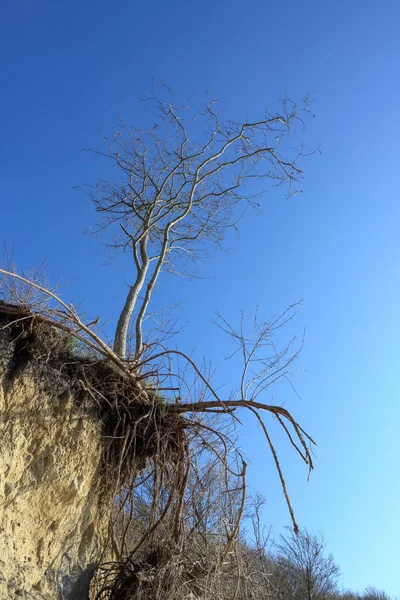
left=0, top=300, right=315, bottom=599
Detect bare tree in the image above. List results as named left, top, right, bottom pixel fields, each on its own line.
left=338, top=587, right=394, bottom=600
left=0, top=85, right=316, bottom=599
left=276, top=528, right=340, bottom=600
left=362, top=587, right=391, bottom=600
left=84, top=85, right=311, bottom=360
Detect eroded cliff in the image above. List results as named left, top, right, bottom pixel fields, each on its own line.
left=0, top=305, right=185, bottom=600
left=0, top=313, right=109, bottom=599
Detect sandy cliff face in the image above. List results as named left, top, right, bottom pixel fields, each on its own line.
left=0, top=322, right=109, bottom=599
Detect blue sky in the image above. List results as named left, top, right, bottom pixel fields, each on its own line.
left=1, top=0, right=400, bottom=594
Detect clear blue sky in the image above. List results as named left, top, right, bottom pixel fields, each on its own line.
left=1, top=0, right=400, bottom=594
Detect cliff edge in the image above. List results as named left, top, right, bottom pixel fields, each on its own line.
left=0, top=310, right=108, bottom=599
